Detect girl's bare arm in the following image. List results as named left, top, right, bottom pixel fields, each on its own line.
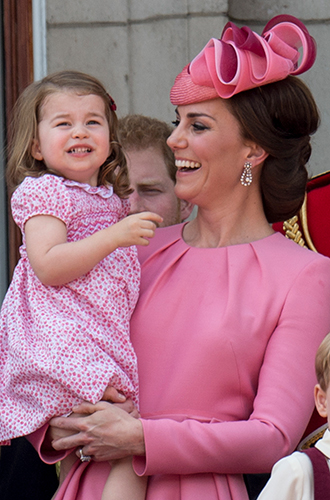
left=25, top=211, right=162, bottom=286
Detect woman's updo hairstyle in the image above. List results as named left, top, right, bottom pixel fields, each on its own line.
left=170, top=16, right=319, bottom=223
left=227, top=76, right=320, bottom=223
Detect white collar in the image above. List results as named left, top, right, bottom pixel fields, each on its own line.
left=315, top=427, right=330, bottom=458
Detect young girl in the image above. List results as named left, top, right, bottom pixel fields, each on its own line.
left=0, top=70, right=162, bottom=499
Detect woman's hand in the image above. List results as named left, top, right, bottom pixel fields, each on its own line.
left=50, top=401, right=145, bottom=462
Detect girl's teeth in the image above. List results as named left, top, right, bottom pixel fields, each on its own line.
left=70, top=147, right=91, bottom=153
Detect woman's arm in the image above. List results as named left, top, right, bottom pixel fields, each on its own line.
left=25, top=211, right=162, bottom=286
left=131, top=257, right=330, bottom=477
left=49, top=256, right=330, bottom=476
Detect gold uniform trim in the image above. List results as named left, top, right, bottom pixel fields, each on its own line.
left=283, top=193, right=317, bottom=252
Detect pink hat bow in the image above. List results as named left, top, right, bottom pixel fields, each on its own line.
left=170, top=15, right=316, bottom=103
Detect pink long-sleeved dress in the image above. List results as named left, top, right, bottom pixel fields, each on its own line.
left=34, top=223, right=330, bottom=500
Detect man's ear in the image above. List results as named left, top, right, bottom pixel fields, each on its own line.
left=180, top=199, right=195, bottom=222
left=31, top=139, right=43, bottom=161
left=315, top=384, right=328, bottom=418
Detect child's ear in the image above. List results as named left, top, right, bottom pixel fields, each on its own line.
left=31, top=139, right=43, bottom=161
left=315, top=384, right=328, bottom=418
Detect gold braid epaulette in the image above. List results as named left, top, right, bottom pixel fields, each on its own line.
left=282, top=193, right=317, bottom=253
left=283, top=215, right=306, bottom=247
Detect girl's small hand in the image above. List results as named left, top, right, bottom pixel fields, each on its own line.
left=113, top=212, right=163, bottom=247
left=101, top=386, right=140, bottom=418
left=101, top=385, right=127, bottom=403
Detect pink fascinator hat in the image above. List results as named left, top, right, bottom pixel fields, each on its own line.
left=170, top=15, right=316, bottom=105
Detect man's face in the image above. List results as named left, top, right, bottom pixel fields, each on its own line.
left=126, top=147, right=182, bottom=227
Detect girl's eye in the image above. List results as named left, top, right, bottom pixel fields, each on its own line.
left=56, top=122, right=70, bottom=127
left=171, top=120, right=180, bottom=127
left=87, top=120, right=100, bottom=125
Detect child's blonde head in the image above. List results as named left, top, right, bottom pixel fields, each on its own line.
left=315, top=333, right=330, bottom=391
left=7, top=70, right=130, bottom=197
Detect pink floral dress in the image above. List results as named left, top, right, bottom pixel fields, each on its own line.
left=0, top=174, right=140, bottom=444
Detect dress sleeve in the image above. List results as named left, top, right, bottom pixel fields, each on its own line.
left=133, top=256, right=330, bottom=476
left=26, top=424, right=71, bottom=465
left=257, top=453, right=313, bottom=500
left=11, top=175, right=72, bottom=231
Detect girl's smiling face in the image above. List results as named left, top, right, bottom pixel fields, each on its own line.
left=167, top=98, right=254, bottom=208
left=31, top=91, right=110, bottom=186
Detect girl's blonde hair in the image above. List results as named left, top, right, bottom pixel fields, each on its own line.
left=6, top=70, right=131, bottom=198
left=315, top=332, right=330, bottom=391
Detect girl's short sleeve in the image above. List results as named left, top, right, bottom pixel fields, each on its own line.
left=11, top=175, right=72, bottom=231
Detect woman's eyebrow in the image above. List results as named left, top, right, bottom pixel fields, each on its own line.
left=186, top=112, right=215, bottom=120
left=174, top=107, right=215, bottom=121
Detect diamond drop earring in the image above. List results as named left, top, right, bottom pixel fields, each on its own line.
left=240, top=161, right=253, bottom=186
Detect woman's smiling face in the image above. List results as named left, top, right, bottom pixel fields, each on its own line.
left=167, top=98, right=253, bottom=208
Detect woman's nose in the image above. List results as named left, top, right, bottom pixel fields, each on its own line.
left=167, top=126, right=187, bottom=150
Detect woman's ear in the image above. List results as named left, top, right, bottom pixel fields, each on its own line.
left=247, top=143, right=269, bottom=169
left=315, top=384, right=328, bottom=418
left=31, top=139, right=43, bottom=161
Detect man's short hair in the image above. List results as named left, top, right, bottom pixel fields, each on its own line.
left=118, top=114, right=176, bottom=183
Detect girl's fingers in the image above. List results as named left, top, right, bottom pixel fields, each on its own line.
left=138, top=211, right=163, bottom=223
left=102, top=385, right=126, bottom=403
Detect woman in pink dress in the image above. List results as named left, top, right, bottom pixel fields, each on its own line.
left=37, top=16, right=330, bottom=500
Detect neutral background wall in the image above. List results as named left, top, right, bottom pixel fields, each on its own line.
left=44, top=0, right=330, bottom=176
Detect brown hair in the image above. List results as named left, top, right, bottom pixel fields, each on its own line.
left=118, top=114, right=176, bottom=183
left=6, top=70, right=131, bottom=198
left=315, top=333, right=330, bottom=391
left=226, top=76, right=320, bottom=223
